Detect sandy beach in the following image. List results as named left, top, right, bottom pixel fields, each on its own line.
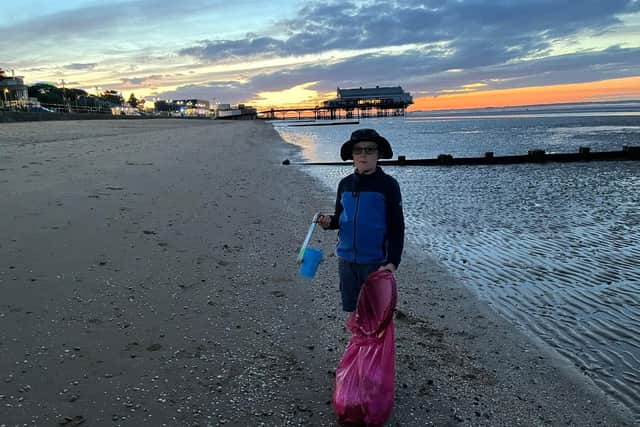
left=0, top=119, right=634, bottom=426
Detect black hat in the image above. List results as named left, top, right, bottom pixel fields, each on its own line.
left=340, top=128, right=393, bottom=161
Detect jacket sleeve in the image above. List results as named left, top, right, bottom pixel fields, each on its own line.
left=385, top=178, right=405, bottom=268
left=328, top=185, right=342, bottom=230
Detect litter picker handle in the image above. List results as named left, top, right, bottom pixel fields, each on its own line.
left=296, top=213, right=319, bottom=264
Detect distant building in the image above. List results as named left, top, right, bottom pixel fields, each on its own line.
left=172, top=99, right=211, bottom=117
left=111, top=105, right=142, bottom=116
left=0, top=69, right=29, bottom=107
left=323, top=86, right=413, bottom=109
left=215, top=103, right=257, bottom=120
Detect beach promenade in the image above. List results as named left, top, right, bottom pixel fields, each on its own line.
left=0, top=119, right=633, bottom=426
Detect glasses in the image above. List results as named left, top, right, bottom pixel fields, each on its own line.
left=352, top=146, right=378, bottom=155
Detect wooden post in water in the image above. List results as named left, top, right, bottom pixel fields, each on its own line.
left=623, top=146, right=640, bottom=159
left=579, top=146, right=591, bottom=160
left=528, top=149, right=546, bottom=162
left=438, top=154, right=454, bottom=165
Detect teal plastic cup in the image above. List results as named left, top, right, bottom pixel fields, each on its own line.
left=300, top=247, right=323, bottom=278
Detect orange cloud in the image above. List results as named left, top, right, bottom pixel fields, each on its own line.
left=247, top=82, right=322, bottom=109
left=410, top=76, right=640, bottom=111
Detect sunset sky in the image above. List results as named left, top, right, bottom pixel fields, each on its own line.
left=1, top=0, right=639, bottom=111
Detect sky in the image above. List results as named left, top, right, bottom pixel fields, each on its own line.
left=1, top=0, right=640, bottom=111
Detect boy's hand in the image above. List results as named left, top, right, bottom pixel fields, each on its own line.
left=317, top=214, right=332, bottom=229
left=378, top=263, right=396, bottom=273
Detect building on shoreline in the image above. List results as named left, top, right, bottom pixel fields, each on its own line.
left=215, top=103, right=257, bottom=119
left=173, top=99, right=211, bottom=117
left=154, top=99, right=212, bottom=117
left=323, top=86, right=413, bottom=110
left=0, top=68, right=246, bottom=118
left=0, top=69, right=29, bottom=108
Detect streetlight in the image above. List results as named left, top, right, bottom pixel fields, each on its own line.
left=59, top=79, right=68, bottom=111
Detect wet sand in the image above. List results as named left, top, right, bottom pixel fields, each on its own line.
left=0, top=119, right=634, bottom=426
left=402, top=161, right=640, bottom=418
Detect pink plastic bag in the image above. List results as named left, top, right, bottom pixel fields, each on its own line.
left=334, top=270, right=397, bottom=426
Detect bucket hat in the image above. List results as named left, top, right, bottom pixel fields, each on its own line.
left=340, top=128, right=393, bottom=161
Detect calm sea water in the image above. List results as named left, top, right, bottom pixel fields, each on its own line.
left=273, top=111, right=640, bottom=419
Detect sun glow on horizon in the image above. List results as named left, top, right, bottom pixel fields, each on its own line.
left=247, top=82, right=323, bottom=109
left=410, top=76, right=640, bottom=111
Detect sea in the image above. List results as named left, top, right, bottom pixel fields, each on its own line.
left=272, top=103, right=640, bottom=420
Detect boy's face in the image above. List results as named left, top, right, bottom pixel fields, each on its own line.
left=352, top=141, right=379, bottom=174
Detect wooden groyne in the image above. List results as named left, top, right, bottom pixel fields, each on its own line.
left=284, top=146, right=640, bottom=166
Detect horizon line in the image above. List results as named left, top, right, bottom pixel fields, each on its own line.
left=408, top=98, right=640, bottom=114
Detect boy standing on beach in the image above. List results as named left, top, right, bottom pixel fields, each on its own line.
left=317, top=128, right=405, bottom=312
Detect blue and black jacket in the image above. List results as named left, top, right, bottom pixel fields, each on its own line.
left=329, top=167, right=404, bottom=267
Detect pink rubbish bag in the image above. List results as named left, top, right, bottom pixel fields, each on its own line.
left=333, top=270, right=397, bottom=426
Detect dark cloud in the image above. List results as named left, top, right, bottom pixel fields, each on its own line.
left=481, top=45, right=640, bottom=89
left=179, top=37, right=287, bottom=60
left=158, top=81, right=258, bottom=103
left=65, top=63, right=97, bottom=70
left=244, top=42, right=640, bottom=95
left=120, top=75, right=164, bottom=85
left=182, top=0, right=639, bottom=60
left=370, top=45, right=640, bottom=95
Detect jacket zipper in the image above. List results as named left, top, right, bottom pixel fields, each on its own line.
left=352, top=192, right=360, bottom=262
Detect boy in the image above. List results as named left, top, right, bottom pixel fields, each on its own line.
left=317, top=128, right=405, bottom=312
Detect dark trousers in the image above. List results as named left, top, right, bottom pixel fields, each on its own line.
left=338, top=257, right=380, bottom=312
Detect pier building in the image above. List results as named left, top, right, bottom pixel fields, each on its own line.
left=324, top=86, right=413, bottom=109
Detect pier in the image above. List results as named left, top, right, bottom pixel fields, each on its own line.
left=259, top=85, right=413, bottom=120
left=258, top=105, right=408, bottom=120
left=284, top=146, right=640, bottom=166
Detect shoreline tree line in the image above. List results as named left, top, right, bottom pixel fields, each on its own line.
left=28, top=83, right=140, bottom=111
